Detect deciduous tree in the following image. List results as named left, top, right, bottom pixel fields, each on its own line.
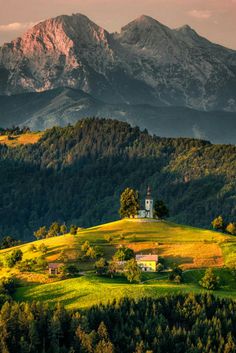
left=119, top=188, right=140, bottom=219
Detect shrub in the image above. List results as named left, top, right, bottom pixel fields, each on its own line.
left=18, top=259, right=36, bottom=272
left=5, top=249, right=23, bottom=268
left=119, top=233, right=125, bottom=240
left=226, top=223, right=236, bottom=235
left=211, top=216, right=225, bottom=232
left=104, top=234, right=113, bottom=243
left=156, top=263, right=164, bottom=273
left=29, top=244, right=37, bottom=252
left=61, top=264, right=79, bottom=278
left=39, top=243, right=48, bottom=254
left=95, top=258, right=108, bottom=275
left=70, top=225, right=77, bottom=235
left=36, top=256, right=48, bottom=271
left=94, top=246, right=104, bottom=259
left=169, top=266, right=183, bottom=283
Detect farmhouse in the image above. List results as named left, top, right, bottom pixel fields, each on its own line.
left=137, top=186, right=154, bottom=219
left=136, top=254, right=158, bottom=272
left=48, top=262, right=64, bottom=275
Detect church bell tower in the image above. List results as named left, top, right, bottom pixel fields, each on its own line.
left=145, top=186, right=154, bottom=218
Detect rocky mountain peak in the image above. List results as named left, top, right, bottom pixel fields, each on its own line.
left=0, top=13, right=236, bottom=111
left=118, top=14, right=176, bottom=51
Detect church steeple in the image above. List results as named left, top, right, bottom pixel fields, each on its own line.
left=146, top=186, right=152, bottom=199
left=145, top=186, right=154, bottom=218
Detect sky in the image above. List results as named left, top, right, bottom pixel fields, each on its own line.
left=0, top=0, right=236, bottom=49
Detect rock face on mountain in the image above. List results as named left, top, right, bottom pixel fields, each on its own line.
left=1, top=13, right=236, bottom=111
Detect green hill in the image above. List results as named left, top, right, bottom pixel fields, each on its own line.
left=0, top=118, right=235, bottom=240
left=1, top=219, right=236, bottom=309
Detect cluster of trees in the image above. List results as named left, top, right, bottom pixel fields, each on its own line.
left=1, top=243, right=49, bottom=270
left=0, top=126, right=30, bottom=136
left=212, top=216, right=236, bottom=235
left=34, top=222, right=78, bottom=240
left=95, top=246, right=142, bottom=283
left=119, top=188, right=169, bottom=219
left=0, top=277, right=18, bottom=306
left=0, top=236, right=21, bottom=249
left=0, top=118, right=235, bottom=240
left=80, top=241, right=104, bottom=261
left=18, top=256, right=48, bottom=273
left=1, top=294, right=236, bottom=352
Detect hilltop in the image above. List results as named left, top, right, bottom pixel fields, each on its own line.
left=1, top=219, right=236, bottom=309
left=0, top=118, right=235, bottom=240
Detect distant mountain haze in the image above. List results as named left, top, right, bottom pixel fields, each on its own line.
left=0, top=13, right=236, bottom=143
left=0, top=88, right=235, bottom=144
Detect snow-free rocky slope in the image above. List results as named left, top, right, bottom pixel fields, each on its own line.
left=1, top=13, right=236, bottom=112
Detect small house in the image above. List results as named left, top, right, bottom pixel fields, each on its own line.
left=48, top=262, right=64, bottom=275
left=136, top=254, right=158, bottom=272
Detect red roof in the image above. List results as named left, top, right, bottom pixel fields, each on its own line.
left=136, top=254, right=158, bottom=262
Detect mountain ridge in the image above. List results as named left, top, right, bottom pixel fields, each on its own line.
left=1, top=13, right=236, bottom=111
left=0, top=87, right=236, bottom=144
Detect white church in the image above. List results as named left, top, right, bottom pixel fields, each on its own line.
left=137, top=186, right=154, bottom=219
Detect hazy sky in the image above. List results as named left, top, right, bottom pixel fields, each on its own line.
left=0, top=0, right=235, bottom=49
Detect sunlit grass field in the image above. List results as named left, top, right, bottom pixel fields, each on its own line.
left=0, top=219, right=230, bottom=276
left=13, top=270, right=236, bottom=310
left=1, top=219, right=236, bottom=308
left=0, top=132, right=43, bottom=146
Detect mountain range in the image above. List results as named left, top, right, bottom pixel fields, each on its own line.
left=0, top=13, right=236, bottom=143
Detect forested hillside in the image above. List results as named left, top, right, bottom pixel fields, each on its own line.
left=0, top=118, right=235, bottom=240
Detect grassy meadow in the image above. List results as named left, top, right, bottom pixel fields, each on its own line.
left=0, top=132, right=43, bottom=146
left=1, top=219, right=236, bottom=309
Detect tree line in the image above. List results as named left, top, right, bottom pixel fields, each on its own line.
left=0, top=126, right=30, bottom=136
left=0, top=294, right=236, bottom=352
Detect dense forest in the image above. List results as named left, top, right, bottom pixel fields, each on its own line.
left=0, top=118, right=235, bottom=240
left=1, top=294, right=236, bottom=352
